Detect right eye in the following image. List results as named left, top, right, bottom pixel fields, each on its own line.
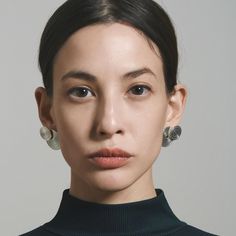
left=67, top=87, right=94, bottom=98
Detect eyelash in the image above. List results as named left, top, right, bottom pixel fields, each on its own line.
left=67, top=84, right=151, bottom=99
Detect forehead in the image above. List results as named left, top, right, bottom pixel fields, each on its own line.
left=69, top=23, right=159, bottom=50
left=54, top=22, right=163, bottom=77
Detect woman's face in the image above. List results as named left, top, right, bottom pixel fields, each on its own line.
left=38, top=23, right=183, bottom=194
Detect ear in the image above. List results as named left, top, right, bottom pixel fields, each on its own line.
left=35, top=87, right=57, bottom=131
left=165, top=84, right=188, bottom=127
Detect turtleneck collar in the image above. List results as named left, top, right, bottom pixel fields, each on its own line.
left=43, top=188, right=187, bottom=236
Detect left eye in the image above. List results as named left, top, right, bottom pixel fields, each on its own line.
left=68, top=87, right=93, bottom=98
left=129, top=85, right=151, bottom=96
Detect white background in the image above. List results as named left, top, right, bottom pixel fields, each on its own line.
left=0, top=1, right=235, bottom=235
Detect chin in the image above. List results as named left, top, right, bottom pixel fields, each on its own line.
left=88, top=169, right=136, bottom=193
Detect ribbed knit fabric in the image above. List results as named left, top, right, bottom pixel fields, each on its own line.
left=20, top=188, right=219, bottom=236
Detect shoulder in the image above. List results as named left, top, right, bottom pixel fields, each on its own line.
left=19, top=224, right=220, bottom=236
left=19, top=225, right=54, bottom=236
left=173, top=223, right=219, bottom=236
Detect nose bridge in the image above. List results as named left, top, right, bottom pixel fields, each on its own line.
left=96, top=90, right=123, bottom=136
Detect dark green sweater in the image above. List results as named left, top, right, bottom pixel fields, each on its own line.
left=20, top=188, right=219, bottom=236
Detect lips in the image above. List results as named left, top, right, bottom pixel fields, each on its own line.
left=88, top=147, right=133, bottom=169
left=88, top=147, right=133, bottom=159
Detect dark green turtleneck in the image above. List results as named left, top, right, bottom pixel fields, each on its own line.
left=20, top=188, right=218, bottom=236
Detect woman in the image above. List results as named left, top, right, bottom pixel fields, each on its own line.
left=20, top=0, right=218, bottom=235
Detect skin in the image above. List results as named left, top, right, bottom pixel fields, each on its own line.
left=35, top=22, right=187, bottom=204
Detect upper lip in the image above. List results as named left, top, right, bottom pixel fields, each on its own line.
left=88, top=147, right=133, bottom=158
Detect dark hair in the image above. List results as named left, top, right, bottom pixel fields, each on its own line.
left=39, top=0, right=178, bottom=97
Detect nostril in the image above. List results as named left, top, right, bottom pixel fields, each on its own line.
left=99, top=129, right=122, bottom=136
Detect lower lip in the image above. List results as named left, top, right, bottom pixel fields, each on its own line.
left=89, top=156, right=131, bottom=169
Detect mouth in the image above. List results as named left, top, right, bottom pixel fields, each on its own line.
left=88, top=147, right=133, bottom=169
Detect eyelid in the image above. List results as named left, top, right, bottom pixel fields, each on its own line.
left=130, top=84, right=151, bottom=90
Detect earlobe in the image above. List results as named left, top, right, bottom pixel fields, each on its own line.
left=35, top=87, right=55, bottom=129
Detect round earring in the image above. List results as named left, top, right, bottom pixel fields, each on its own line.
left=162, top=125, right=182, bottom=147
left=40, top=126, right=61, bottom=150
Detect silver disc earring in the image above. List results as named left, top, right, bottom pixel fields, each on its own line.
left=40, top=126, right=61, bottom=150
left=162, top=125, right=182, bottom=147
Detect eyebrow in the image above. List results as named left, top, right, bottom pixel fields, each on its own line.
left=61, top=67, right=157, bottom=82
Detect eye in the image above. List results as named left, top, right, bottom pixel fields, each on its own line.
left=67, top=87, right=94, bottom=98
left=129, top=84, right=151, bottom=96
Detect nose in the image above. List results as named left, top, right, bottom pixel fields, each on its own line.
left=95, top=95, right=124, bottom=138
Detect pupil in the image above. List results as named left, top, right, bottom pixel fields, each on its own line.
left=133, top=86, right=143, bottom=95
left=74, top=88, right=88, bottom=97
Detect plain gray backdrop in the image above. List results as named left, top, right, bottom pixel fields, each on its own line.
left=0, top=1, right=235, bottom=235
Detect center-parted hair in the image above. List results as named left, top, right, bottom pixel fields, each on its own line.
left=39, top=0, right=178, bottom=96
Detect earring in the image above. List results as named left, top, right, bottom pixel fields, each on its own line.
left=40, top=126, right=60, bottom=150
left=162, top=125, right=182, bottom=147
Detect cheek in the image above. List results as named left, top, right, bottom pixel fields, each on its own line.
left=54, top=94, right=93, bottom=129
left=53, top=102, right=94, bottom=151
left=133, top=100, right=167, bottom=156
left=135, top=96, right=167, bottom=130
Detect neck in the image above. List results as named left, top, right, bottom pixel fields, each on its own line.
left=69, top=168, right=157, bottom=204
